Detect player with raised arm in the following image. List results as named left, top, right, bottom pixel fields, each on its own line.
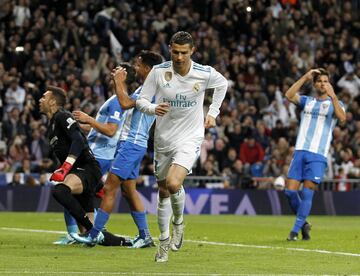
left=284, top=68, right=346, bottom=241
left=136, top=31, right=228, bottom=262
left=72, top=51, right=164, bottom=248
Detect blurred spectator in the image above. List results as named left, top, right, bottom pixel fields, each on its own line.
left=335, top=148, right=354, bottom=176
left=222, top=147, right=238, bottom=170
left=2, top=107, right=26, bottom=142
left=271, top=119, right=288, bottom=141
left=15, top=158, right=32, bottom=174
left=209, top=138, right=228, bottom=172
left=337, top=72, right=360, bottom=98
left=200, top=132, right=214, bottom=165
left=263, top=148, right=283, bottom=177
left=8, top=172, right=23, bottom=186
left=200, top=159, right=218, bottom=177
left=229, top=160, right=254, bottom=189
left=239, top=134, right=265, bottom=174
left=8, top=135, right=30, bottom=167
left=30, top=128, right=49, bottom=162
left=13, top=0, right=31, bottom=27
left=225, top=122, right=245, bottom=150
left=5, top=78, right=25, bottom=112
left=0, top=140, right=11, bottom=171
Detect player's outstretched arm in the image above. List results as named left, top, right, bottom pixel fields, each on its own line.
left=112, top=67, right=136, bottom=110
left=285, top=69, right=321, bottom=104
left=78, top=123, right=91, bottom=135
left=73, top=110, right=118, bottom=137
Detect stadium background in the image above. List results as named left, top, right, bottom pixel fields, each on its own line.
left=0, top=1, right=360, bottom=275
left=0, top=0, right=359, bottom=198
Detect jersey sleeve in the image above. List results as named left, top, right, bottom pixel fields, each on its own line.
left=206, top=67, right=228, bottom=118
left=136, top=68, right=159, bottom=115
left=107, top=99, right=123, bottom=125
left=298, top=96, right=307, bottom=110
left=56, top=111, right=87, bottom=159
left=56, top=111, right=80, bottom=135
left=206, top=67, right=228, bottom=89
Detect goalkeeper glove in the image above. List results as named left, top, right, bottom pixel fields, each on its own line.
left=50, top=161, right=73, bottom=182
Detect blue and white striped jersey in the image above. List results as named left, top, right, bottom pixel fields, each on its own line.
left=119, top=86, right=155, bottom=148
left=295, top=96, right=344, bottom=158
left=88, top=95, right=125, bottom=160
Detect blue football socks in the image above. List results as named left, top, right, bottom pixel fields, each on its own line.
left=64, top=209, right=78, bottom=234
left=90, top=208, right=109, bottom=239
left=131, top=211, right=150, bottom=239
left=292, top=188, right=314, bottom=233
left=284, top=189, right=301, bottom=214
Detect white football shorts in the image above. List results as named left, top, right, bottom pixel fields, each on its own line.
left=154, top=141, right=201, bottom=181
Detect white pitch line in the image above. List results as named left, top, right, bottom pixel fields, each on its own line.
left=1, top=227, right=66, bottom=234
left=1, top=227, right=360, bottom=258
left=185, top=239, right=360, bottom=257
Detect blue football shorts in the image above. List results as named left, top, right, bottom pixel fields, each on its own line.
left=110, top=141, right=147, bottom=180
left=287, top=150, right=327, bottom=184
left=96, top=158, right=113, bottom=176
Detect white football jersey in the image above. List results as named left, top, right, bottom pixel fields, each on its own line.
left=136, top=60, right=228, bottom=152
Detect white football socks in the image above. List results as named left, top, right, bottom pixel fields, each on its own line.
left=157, top=194, right=172, bottom=240
left=170, top=185, right=185, bottom=225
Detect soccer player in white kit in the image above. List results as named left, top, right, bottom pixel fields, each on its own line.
left=136, top=31, right=228, bottom=262
left=284, top=68, right=346, bottom=241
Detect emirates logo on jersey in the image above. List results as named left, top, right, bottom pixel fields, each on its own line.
left=164, top=71, right=172, bottom=81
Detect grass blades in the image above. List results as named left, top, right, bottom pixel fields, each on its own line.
left=0, top=213, right=359, bottom=275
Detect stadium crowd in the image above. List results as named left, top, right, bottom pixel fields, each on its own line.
left=0, top=0, right=359, bottom=189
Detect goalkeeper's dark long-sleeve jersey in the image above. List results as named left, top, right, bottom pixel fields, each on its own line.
left=47, top=108, right=96, bottom=166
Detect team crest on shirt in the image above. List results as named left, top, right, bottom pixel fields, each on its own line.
left=193, top=83, right=201, bottom=93
left=322, top=103, right=329, bottom=109
left=164, top=71, right=172, bottom=81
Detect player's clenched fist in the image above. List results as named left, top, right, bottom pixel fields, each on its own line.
left=111, top=67, right=127, bottom=82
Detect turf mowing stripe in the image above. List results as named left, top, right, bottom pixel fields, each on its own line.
left=0, top=272, right=254, bottom=275
left=185, top=239, right=360, bottom=257
left=1, top=227, right=360, bottom=258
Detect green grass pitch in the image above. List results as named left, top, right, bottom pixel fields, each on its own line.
left=0, top=212, right=359, bottom=275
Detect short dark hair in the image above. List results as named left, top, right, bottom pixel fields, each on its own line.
left=137, top=50, right=163, bottom=68
left=47, top=85, right=66, bottom=107
left=313, top=68, right=330, bottom=83
left=170, top=31, right=194, bottom=47
left=119, top=62, right=136, bottom=86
